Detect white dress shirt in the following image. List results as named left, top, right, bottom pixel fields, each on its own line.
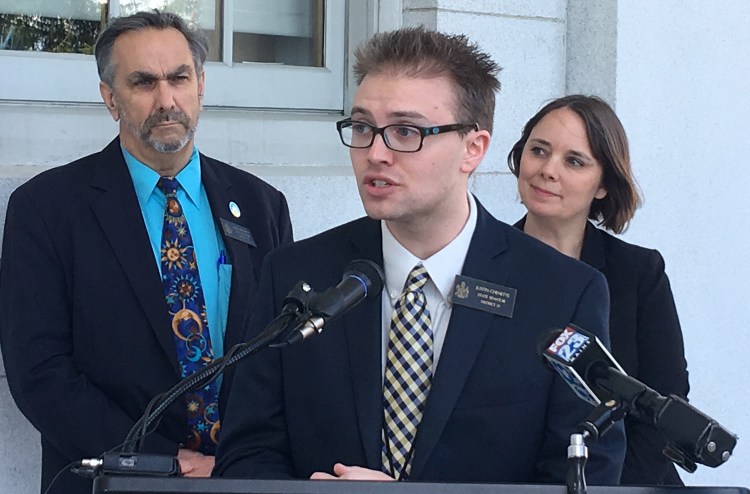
left=380, top=193, right=478, bottom=377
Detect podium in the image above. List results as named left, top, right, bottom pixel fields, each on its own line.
left=92, top=476, right=749, bottom=494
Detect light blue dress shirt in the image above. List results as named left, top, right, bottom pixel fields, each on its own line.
left=123, top=145, right=229, bottom=358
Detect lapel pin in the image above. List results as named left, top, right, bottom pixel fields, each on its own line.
left=229, top=201, right=241, bottom=218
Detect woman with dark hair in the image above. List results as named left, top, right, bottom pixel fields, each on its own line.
left=508, top=95, right=689, bottom=485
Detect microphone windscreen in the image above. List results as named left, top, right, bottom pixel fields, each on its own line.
left=345, top=259, right=385, bottom=298
left=539, top=325, right=604, bottom=406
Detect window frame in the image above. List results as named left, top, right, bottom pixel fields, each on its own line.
left=0, top=0, right=346, bottom=111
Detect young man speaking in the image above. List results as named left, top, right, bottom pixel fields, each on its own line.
left=215, top=27, right=624, bottom=484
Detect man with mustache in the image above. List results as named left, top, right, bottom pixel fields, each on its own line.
left=0, top=11, right=292, bottom=494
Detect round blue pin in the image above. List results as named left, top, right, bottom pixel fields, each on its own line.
left=229, top=201, right=241, bottom=218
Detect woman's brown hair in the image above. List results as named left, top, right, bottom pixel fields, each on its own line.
left=507, top=95, right=641, bottom=233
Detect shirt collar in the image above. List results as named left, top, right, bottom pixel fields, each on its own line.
left=382, top=193, right=478, bottom=304
left=122, top=145, right=202, bottom=209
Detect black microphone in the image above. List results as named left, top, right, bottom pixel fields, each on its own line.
left=539, top=324, right=738, bottom=472
left=283, top=259, right=385, bottom=345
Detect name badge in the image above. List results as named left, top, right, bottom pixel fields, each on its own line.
left=451, top=275, right=516, bottom=318
left=221, top=218, right=256, bottom=246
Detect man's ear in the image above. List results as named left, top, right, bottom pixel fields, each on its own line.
left=99, top=81, right=120, bottom=121
left=197, top=70, right=206, bottom=110
left=460, top=129, right=491, bottom=175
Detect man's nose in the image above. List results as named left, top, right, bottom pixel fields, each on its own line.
left=367, top=133, right=394, bottom=165
left=154, top=80, right=177, bottom=111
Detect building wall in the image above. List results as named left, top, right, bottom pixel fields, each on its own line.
left=1, top=0, right=747, bottom=491
left=612, top=0, right=750, bottom=486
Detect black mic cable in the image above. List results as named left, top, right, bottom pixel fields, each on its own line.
left=121, top=308, right=299, bottom=454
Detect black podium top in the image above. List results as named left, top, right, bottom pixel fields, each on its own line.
left=93, top=476, right=749, bottom=494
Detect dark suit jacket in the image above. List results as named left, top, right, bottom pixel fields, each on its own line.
left=581, top=221, right=689, bottom=485
left=214, top=202, right=625, bottom=484
left=516, top=218, right=689, bottom=485
left=0, top=138, right=293, bottom=494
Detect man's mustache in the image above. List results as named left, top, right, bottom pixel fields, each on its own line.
left=143, top=109, right=191, bottom=131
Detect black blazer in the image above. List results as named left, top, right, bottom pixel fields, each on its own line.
left=215, top=202, right=625, bottom=484
left=581, top=221, right=689, bottom=485
left=517, top=218, right=689, bottom=485
left=0, top=138, right=293, bottom=494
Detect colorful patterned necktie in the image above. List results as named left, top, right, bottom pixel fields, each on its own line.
left=382, top=264, right=433, bottom=480
left=157, top=176, right=220, bottom=455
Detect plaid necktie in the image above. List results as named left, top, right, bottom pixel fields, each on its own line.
left=382, top=264, right=433, bottom=480
left=157, top=177, right=220, bottom=455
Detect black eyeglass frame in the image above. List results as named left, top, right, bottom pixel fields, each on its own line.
left=336, top=119, right=479, bottom=153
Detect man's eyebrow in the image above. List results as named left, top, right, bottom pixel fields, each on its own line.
left=349, top=107, right=428, bottom=121
left=350, top=105, right=370, bottom=117
left=127, top=65, right=193, bottom=82
left=127, top=71, right=158, bottom=83
left=167, top=64, right=193, bottom=77
left=389, top=111, right=427, bottom=120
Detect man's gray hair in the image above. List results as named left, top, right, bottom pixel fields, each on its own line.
left=95, top=10, right=209, bottom=87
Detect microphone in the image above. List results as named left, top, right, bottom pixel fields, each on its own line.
left=538, top=324, right=738, bottom=472
left=537, top=325, right=621, bottom=406
left=282, top=259, right=385, bottom=345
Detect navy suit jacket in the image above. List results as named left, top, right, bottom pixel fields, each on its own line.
left=0, top=138, right=293, bottom=494
left=215, top=202, right=625, bottom=484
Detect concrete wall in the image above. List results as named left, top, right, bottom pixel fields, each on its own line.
left=613, top=0, right=750, bottom=486
left=1, top=0, right=748, bottom=491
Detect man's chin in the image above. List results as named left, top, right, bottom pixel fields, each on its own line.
left=362, top=204, right=395, bottom=222
left=149, top=142, right=187, bottom=153
left=146, top=135, right=192, bottom=154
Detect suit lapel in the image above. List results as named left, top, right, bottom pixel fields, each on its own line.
left=341, top=219, right=386, bottom=469
left=89, top=138, right=179, bottom=374
left=409, top=203, right=511, bottom=478
left=200, top=156, right=255, bottom=351
left=580, top=221, right=606, bottom=270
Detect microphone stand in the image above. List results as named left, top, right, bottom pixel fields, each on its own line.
left=566, top=399, right=627, bottom=494
left=566, top=433, right=587, bottom=494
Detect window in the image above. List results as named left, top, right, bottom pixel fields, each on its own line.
left=0, top=0, right=345, bottom=110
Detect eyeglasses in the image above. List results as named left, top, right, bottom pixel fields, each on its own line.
left=336, top=119, right=479, bottom=153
